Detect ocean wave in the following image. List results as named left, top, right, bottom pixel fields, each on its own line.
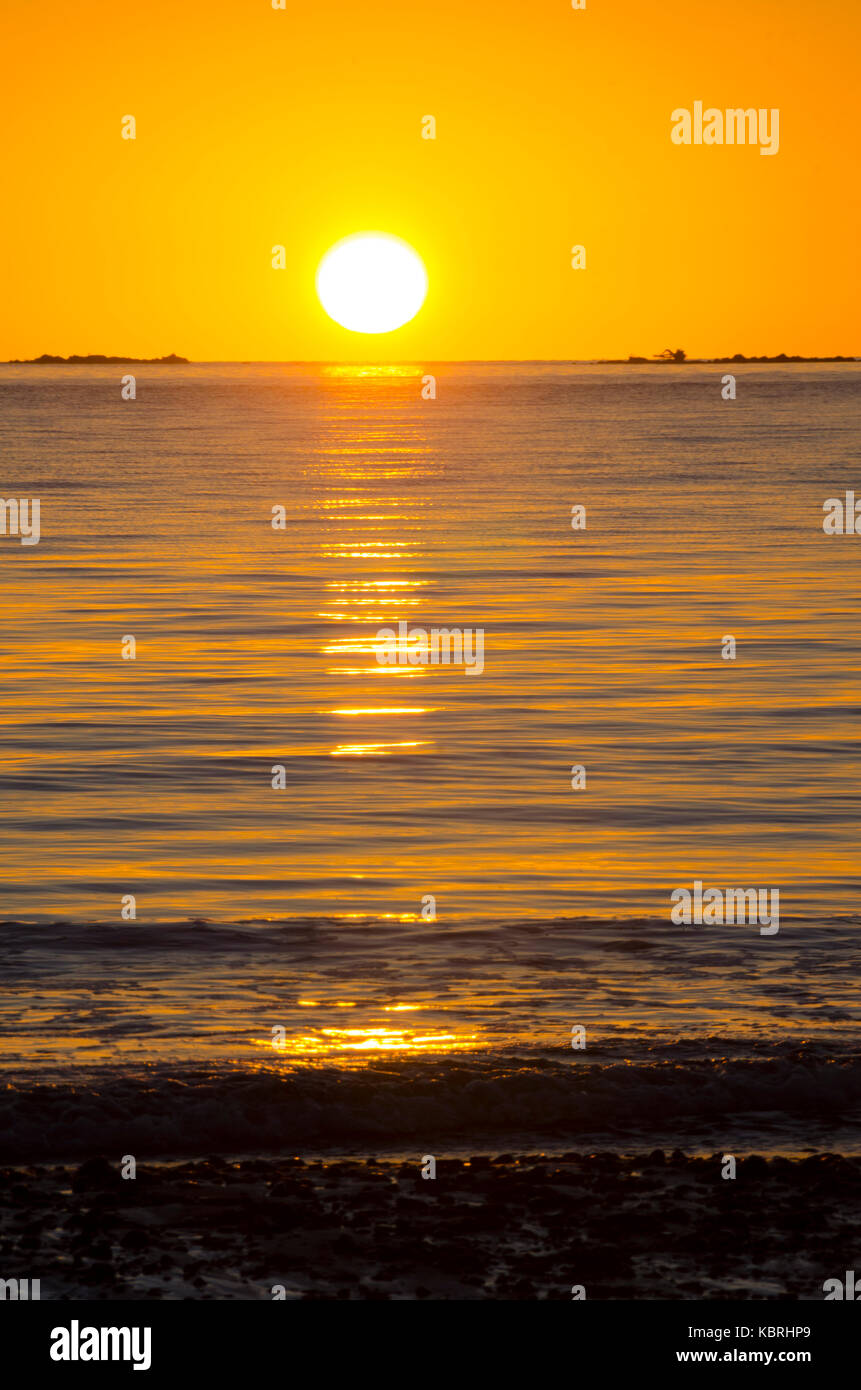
left=3, top=1051, right=861, bottom=1162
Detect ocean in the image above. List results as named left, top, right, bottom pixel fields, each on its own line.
left=1, top=362, right=860, bottom=1165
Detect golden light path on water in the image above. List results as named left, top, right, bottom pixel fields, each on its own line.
left=314, top=364, right=435, bottom=778
left=263, top=1026, right=479, bottom=1057
left=296, top=377, right=463, bottom=1059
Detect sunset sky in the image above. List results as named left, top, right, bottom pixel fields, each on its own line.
left=2, top=0, right=858, bottom=360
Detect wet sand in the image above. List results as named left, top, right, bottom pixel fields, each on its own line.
left=3, top=1150, right=858, bottom=1300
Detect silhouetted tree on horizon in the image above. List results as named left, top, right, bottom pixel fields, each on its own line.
left=653, top=347, right=687, bottom=362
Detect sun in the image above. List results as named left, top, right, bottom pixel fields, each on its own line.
left=316, top=233, right=428, bottom=335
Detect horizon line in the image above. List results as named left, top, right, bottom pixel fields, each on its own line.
left=4, top=355, right=860, bottom=366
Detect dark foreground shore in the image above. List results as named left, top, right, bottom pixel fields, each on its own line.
left=3, top=1150, right=858, bottom=1300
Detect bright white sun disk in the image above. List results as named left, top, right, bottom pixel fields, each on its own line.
left=316, top=233, right=427, bottom=334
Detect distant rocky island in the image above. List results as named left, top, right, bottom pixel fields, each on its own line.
left=604, top=349, right=857, bottom=365
left=6, top=353, right=189, bottom=365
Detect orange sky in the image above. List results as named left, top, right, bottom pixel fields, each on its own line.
left=1, top=0, right=858, bottom=360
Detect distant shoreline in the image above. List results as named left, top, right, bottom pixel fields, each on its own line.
left=607, top=353, right=858, bottom=365
left=3, top=353, right=857, bottom=366
left=5, top=353, right=189, bottom=365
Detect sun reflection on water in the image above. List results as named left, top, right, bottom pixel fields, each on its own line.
left=264, top=1024, right=476, bottom=1055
